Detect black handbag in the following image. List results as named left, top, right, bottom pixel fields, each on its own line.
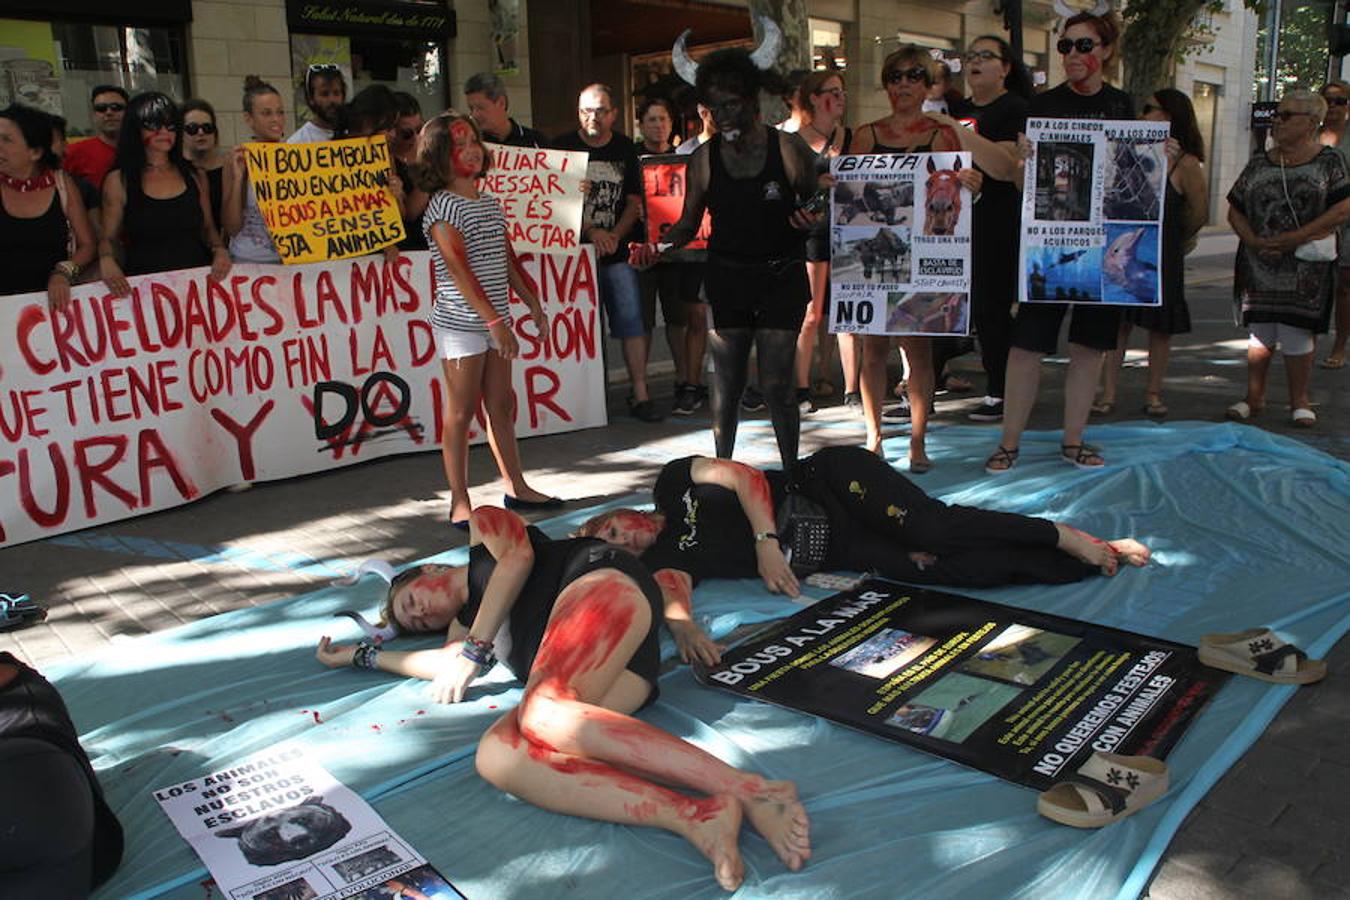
left=775, top=490, right=831, bottom=576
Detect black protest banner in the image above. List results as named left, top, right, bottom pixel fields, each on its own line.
left=697, top=580, right=1226, bottom=790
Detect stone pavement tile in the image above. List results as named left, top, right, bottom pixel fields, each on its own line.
left=1312, top=848, right=1350, bottom=894
left=1147, top=857, right=1236, bottom=900
left=1199, top=741, right=1319, bottom=827
left=1173, top=803, right=1328, bottom=876
left=1271, top=760, right=1350, bottom=854
left=1219, top=854, right=1350, bottom=900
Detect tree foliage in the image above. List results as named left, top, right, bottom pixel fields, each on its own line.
left=1120, top=0, right=1269, bottom=108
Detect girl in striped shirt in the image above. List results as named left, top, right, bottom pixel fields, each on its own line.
left=417, top=112, right=559, bottom=527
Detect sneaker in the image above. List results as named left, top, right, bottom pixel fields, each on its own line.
left=671, top=384, right=697, bottom=416
left=797, top=387, right=816, bottom=414
left=691, top=384, right=708, bottom=411
left=628, top=396, right=665, bottom=422
left=741, top=385, right=766, bottom=412
left=968, top=397, right=1004, bottom=422
left=881, top=398, right=911, bottom=422
left=843, top=391, right=863, bottom=414
left=0, top=593, right=46, bottom=632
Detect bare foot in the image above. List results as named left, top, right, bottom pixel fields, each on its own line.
left=682, top=795, right=745, bottom=892
left=1056, top=524, right=1119, bottom=576
left=1108, top=538, right=1150, bottom=567
left=865, top=435, right=884, bottom=457
left=508, top=486, right=559, bottom=504
left=741, top=780, right=812, bottom=871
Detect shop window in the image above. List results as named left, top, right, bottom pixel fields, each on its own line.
left=0, top=18, right=187, bottom=137
left=289, top=34, right=446, bottom=125
left=810, top=18, right=846, bottom=71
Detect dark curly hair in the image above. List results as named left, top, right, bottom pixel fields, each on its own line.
left=0, top=104, right=60, bottom=171
left=695, top=48, right=786, bottom=107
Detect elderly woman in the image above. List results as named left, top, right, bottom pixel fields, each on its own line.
left=316, top=506, right=810, bottom=893
left=1226, top=89, right=1350, bottom=427
left=851, top=46, right=982, bottom=471
left=577, top=448, right=1150, bottom=665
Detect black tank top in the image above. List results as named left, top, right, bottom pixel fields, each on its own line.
left=706, top=125, right=802, bottom=261
left=460, top=527, right=608, bottom=679
left=122, top=168, right=210, bottom=276
left=0, top=190, right=68, bottom=294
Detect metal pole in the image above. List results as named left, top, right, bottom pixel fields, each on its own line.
left=1263, top=0, right=1282, bottom=102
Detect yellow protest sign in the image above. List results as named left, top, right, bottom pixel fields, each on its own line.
left=244, top=136, right=405, bottom=264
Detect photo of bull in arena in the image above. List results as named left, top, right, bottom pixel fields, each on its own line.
left=834, top=180, right=914, bottom=227
left=215, top=797, right=353, bottom=867
left=832, top=227, right=911, bottom=283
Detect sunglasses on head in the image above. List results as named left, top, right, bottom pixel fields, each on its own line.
left=183, top=122, right=216, bottom=136
left=93, top=102, right=126, bottom=113
left=1056, top=37, right=1103, bottom=55
left=884, top=66, right=931, bottom=86
left=1326, top=96, right=1350, bottom=107
left=964, top=50, right=1003, bottom=63
left=308, top=63, right=340, bottom=73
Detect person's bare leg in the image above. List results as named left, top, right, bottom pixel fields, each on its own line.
left=1062, top=342, right=1106, bottom=450
left=477, top=710, right=747, bottom=892
left=1101, top=321, right=1130, bottom=408
left=1326, top=270, right=1350, bottom=363
left=666, top=324, right=689, bottom=385
left=685, top=303, right=709, bottom=389
left=996, top=347, right=1043, bottom=455
left=1244, top=339, right=1273, bottom=410
left=1145, top=329, right=1172, bottom=401
left=796, top=261, right=828, bottom=391
left=1285, top=350, right=1315, bottom=410
left=624, top=335, right=652, bottom=403
left=440, top=356, right=486, bottom=523
left=900, top=337, right=932, bottom=469
left=481, top=352, right=553, bottom=503
left=839, top=333, right=861, bottom=395
left=860, top=335, right=891, bottom=454
left=1054, top=524, right=1151, bottom=575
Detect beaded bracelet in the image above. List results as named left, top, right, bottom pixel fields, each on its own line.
left=351, top=639, right=381, bottom=670
left=460, top=636, right=496, bottom=669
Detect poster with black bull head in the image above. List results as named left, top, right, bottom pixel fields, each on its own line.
left=697, top=581, right=1227, bottom=791
left=154, top=746, right=465, bottom=899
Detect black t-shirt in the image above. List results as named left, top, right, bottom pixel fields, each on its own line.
left=639, top=457, right=789, bottom=583
left=553, top=129, right=643, bottom=264
left=458, top=526, right=605, bottom=679
left=394, top=157, right=428, bottom=250
left=950, top=92, right=1030, bottom=276
left=1028, top=82, right=1135, bottom=121
left=486, top=118, right=548, bottom=149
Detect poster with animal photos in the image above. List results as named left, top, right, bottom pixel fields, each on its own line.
left=154, top=746, right=465, bottom=899
left=1021, top=118, right=1169, bottom=307
left=828, top=151, right=973, bottom=336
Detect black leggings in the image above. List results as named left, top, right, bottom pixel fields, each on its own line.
left=0, top=737, right=96, bottom=896
left=798, top=447, right=1096, bottom=587
left=708, top=326, right=800, bottom=471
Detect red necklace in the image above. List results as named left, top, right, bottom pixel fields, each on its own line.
left=0, top=169, right=55, bottom=192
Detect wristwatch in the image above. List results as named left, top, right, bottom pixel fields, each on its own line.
left=754, top=531, right=780, bottom=544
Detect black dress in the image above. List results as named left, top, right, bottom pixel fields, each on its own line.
left=121, top=169, right=211, bottom=276
left=1125, top=179, right=1191, bottom=334
left=204, top=165, right=224, bottom=235
left=0, top=191, right=67, bottom=295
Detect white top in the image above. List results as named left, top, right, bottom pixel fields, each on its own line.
left=422, top=191, right=512, bottom=333
left=286, top=120, right=334, bottom=144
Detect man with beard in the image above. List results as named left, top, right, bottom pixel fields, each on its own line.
left=287, top=64, right=346, bottom=143
left=555, top=83, right=662, bottom=421
left=632, top=18, right=821, bottom=470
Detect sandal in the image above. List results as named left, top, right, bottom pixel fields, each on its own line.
left=1061, top=443, right=1105, bottom=469
left=1144, top=395, right=1168, bottom=419
left=1318, top=356, right=1345, bottom=369
left=1291, top=408, right=1316, bottom=428
left=0, top=593, right=47, bottom=632
left=1225, top=401, right=1263, bottom=421
left=1089, top=400, right=1114, bottom=416
left=1198, top=628, right=1327, bottom=685
left=1037, top=752, right=1169, bottom=828
left=909, top=457, right=933, bottom=475
left=984, top=445, right=1019, bottom=474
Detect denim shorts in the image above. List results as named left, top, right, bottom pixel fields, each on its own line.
left=598, top=261, right=647, bottom=339
left=434, top=325, right=502, bottom=360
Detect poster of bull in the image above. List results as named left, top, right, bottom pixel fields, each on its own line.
left=1020, top=118, right=1169, bottom=306
left=827, top=151, right=973, bottom=336
left=155, top=746, right=465, bottom=899
left=640, top=153, right=711, bottom=261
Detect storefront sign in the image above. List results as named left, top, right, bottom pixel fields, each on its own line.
left=244, top=136, right=405, bottom=265
left=0, top=250, right=605, bottom=547
left=286, top=0, right=456, bottom=38
left=481, top=143, right=586, bottom=253
left=700, top=580, right=1225, bottom=791
left=1021, top=118, right=1169, bottom=307
left=828, top=152, right=973, bottom=336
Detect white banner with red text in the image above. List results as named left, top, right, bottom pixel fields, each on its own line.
left=0, top=249, right=605, bottom=547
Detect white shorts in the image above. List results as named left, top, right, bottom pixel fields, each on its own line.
left=1249, top=322, right=1314, bottom=357
left=435, top=325, right=500, bottom=361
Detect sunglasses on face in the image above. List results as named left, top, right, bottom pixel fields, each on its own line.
left=1057, top=37, right=1103, bottom=55
left=93, top=102, right=126, bottom=114
left=183, top=122, right=216, bottom=136
left=1326, top=96, right=1350, bottom=107
left=815, top=87, right=846, bottom=99
left=884, top=66, right=931, bottom=86
left=964, top=50, right=1004, bottom=63
left=140, top=118, right=178, bottom=133
left=1273, top=110, right=1313, bottom=122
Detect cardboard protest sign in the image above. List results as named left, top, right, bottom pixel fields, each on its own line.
left=480, top=143, right=586, bottom=252
left=155, top=746, right=465, bottom=899
left=640, top=153, right=710, bottom=258
left=828, top=152, right=973, bottom=336
left=699, top=580, right=1225, bottom=791
left=1021, top=118, right=1169, bottom=306
left=0, top=249, right=605, bottom=547
left=245, top=136, right=405, bottom=264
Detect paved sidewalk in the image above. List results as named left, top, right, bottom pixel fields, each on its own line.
left=2, top=232, right=1346, bottom=899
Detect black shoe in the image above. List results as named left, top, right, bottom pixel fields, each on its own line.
left=0, top=593, right=46, bottom=632
left=628, top=396, right=665, bottom=422
left=968, top=397, right=1004, bottom=422
left=741, top=386, right=766, bottom=412
left=503, top=494, right=565, bottom=511
left=671, top=384, right=697, bottom=416
left=844, top=391, right=863, bottom=414
left=881, top=399, right=911, bottom=422
left=797, top=387, right=816, bottom=414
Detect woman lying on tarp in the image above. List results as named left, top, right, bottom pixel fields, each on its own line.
left=575, top=446, right=1151, bottom=664
left=314, top=506, right=809, bottom=893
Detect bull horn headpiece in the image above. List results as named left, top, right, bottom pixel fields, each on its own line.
left=1053, top=0, right=1112, bottom=18
left=337, top=558, right=396, bottom=586
left=334, top=558, right=399, bottom=642
left=334, top=610, right=399, bottom=643
left=671, top=13, right=783, bottom=86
